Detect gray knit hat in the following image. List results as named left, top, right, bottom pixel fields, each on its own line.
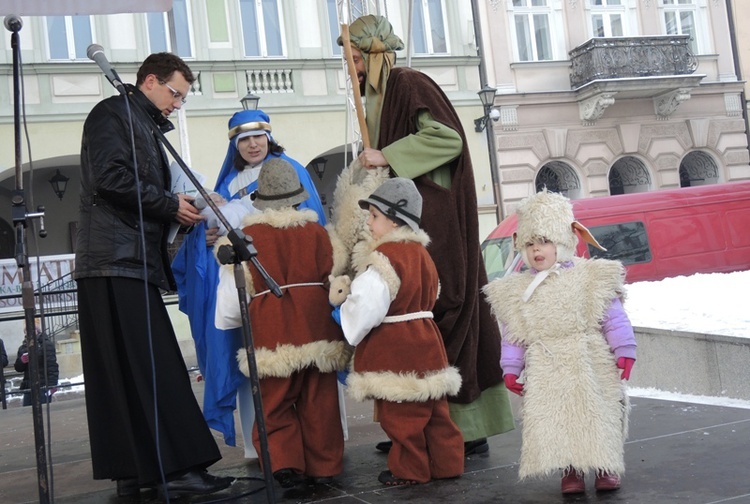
left=252, top=157, right=309, bottom=210
left=358, top=177, right=422, bottom=232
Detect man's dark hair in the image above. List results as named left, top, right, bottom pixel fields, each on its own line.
left=136, top=52, right=195, bottom=87
left=232, top=139, right=286, bottom=171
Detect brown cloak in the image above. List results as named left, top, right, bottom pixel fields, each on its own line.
left=378, top=67, right=503, bottom=403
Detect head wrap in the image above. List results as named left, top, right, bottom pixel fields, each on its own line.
left=215, top=109, right=275, bottom=194
left=338, top=15, right=404, bottom=147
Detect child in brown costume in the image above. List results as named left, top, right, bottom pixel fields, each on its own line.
left=338, top=177, right=464, bottom=485
left=214, top=158, right=350, bottom=488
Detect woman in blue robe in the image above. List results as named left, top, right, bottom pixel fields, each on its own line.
left=172, top=109, right=326, bottom=453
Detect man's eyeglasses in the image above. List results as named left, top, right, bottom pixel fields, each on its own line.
left=159, top=80, right=187, bottom=104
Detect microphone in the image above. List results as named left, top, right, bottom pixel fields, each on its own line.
left=4, top=15, right=22, bottom=32
left=86, top=44, right=125, bottom=94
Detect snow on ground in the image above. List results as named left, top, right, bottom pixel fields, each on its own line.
left=625, top=270, right=750, bottom=338
left=624, top=270, right=750, bottom=407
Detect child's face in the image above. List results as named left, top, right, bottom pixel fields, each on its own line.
left=366, top=205, right=398, bottom=240
left=524, top=237, right=557, bottom=271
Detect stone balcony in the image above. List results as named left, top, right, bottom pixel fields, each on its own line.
left=568, top=35, right=705, bottom=124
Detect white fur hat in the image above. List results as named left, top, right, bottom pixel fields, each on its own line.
left=514, top=189, right=578, bottom=266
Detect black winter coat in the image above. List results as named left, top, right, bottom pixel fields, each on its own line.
left=74, top=84, right=180, bottom=291
left=14, top=335, right=59, bottom=390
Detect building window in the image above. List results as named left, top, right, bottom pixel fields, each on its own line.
left=46, top=16, right=93, bottom=60
left=589, top=0, right=625, bottom=37
left=510, top=0, right=553, bottom=62
left=146, top=0, right=194, bottom=58
left=239, top=0, right=285, bottom=57
left=411, top=0, right=448, bottom=54
left=660, top=0, right=699, bottom=53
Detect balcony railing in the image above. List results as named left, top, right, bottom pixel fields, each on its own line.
left=569, top=35, right=698, bottom=89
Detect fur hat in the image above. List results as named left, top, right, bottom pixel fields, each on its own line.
left=252, top=157, right=309, bottom=211
left=358, top=177, right=422, bottom=232
left=514, top=189, right=578, bottom=266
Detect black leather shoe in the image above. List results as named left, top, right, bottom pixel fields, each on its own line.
left=158, top=469, right=234, bottom=498
left=273, top=468, right=305, bottom=488
left=307, top=475, right=334, bottom=485
left=116, top=478, right=140, bottom=497
left=375, top=440, right=392, bottom=453
left=464, top=438, right=489, bottom=456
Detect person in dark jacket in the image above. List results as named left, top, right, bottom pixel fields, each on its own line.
left=14, top=321, right=58, bottom=407
left=0, top=337, right=7, bottom=368
left=74, top=52, right=233, bottom=500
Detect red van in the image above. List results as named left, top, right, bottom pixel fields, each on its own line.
left=481, top=181, right=750, bottom=283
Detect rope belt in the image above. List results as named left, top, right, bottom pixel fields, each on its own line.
left=382, top=311, right=434, bottom=323
left=252, top=282, right=324, bottom=299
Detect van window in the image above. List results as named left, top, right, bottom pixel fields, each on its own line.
left=586, top=221, right=652, bottom=265
left=481, top=236, right=516, bottom=281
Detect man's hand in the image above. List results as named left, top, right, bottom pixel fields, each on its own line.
left=176, top=193, right=202, bottom=227
left=205, top=227, right=220, bottom=247
left=20, top=352, right=29, bottom=364
left=358, top=148, right=388, bottom=169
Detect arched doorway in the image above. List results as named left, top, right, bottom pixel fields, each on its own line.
left=609, top=156, right=651, bottom=195
left=679, top=151, right=720, bottom=187
left=535, top=161, right=582, bottom=199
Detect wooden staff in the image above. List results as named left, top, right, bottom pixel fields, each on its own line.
left=340, top=23, right=370, bottom=149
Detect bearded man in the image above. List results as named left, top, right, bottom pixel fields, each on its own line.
left=338, top=15, right=514, bottom=455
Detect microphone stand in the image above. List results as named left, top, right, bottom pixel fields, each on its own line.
left=6, top=15, right=51, bottom=504
left=107, top=75, right=279, bottom=503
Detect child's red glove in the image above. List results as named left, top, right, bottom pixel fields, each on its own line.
left=504, top=374, right=524, bottom=396
left=616, top=357, right=635, bottom=380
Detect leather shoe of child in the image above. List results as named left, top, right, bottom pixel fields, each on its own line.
left=595, top=471, right=621, bottom=491
left=561, top=467, right=585, bottom=494
left=158, top=469, right=234, bottom=498
left=273, top=468, right=305, bottom=488
left=375, top=440, right=392, bottom=453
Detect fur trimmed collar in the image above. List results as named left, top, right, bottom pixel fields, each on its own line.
left=240, top=207, right=319, bottom=229
left=351, top=226, right=430, bottom=277
left=362, top=226, right=430, bottom=253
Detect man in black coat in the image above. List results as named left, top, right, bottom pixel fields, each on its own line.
left=74, top=52, right=232, bottom=499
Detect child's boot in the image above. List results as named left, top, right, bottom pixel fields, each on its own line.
left=594, top=470, right=621, bottom=491
left=561, top=466, right=585, bottom=494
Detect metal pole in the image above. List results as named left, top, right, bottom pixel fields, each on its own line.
left=470, top=0, right=503, bottom=222
left=7, top=18, right=50, bottom=504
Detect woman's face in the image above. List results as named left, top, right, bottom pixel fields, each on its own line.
left=237, top=134, right=269, bottom=166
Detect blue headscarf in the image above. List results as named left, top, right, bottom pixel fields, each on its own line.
left=172, top=109, right=326, bottom=446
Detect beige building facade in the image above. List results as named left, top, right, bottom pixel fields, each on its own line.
left=0, top=1, right=500, bottom=263
left=476, top=0, right=749, bottom=218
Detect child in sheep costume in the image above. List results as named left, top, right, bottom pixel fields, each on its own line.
left=339, top=177, right=464, bottom=486
left=213, top=157, right=351, bottom=489
left=483, top=190, right=636, bottom=495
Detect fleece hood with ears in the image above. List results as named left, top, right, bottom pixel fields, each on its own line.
left=514, top=189, right=578, bottom=267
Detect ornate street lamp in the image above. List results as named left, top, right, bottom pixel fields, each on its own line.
left=240, top=91, right=260, bottom=111
left=48, top=169, right=69, bottom=201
